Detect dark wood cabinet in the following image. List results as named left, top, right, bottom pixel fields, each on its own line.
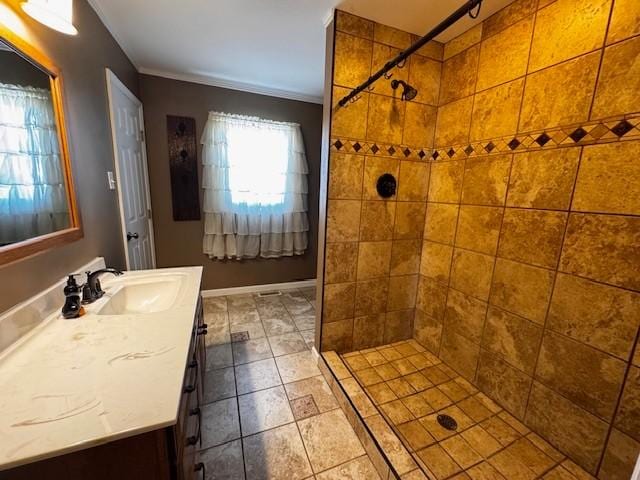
left=1, top=298, right=207, bottom=480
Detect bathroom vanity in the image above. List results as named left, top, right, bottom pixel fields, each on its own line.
left=0, top=265, right=205, bottom=480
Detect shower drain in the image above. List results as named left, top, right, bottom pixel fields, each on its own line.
left=437, top=414, right=458, bottom=431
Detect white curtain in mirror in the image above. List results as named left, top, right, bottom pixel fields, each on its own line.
left=0, top=82, right=68, bottom=245
left=201, top=112, right=308, bottom=259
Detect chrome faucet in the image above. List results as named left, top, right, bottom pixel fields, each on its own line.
left=81, top=268, right=123, bottom=304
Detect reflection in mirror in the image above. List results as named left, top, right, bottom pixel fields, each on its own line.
left=0, top=38, right=70, bottom=246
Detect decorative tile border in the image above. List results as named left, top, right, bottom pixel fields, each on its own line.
left=330, top=113, right=640, bottom=162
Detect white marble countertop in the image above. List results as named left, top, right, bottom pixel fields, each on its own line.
left=0, top=266, right=203, bottom=471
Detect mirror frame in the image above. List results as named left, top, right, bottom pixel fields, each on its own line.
left=0, top=24, right=82, bottom=266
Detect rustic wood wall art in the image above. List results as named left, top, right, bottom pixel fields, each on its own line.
left=167, top=115, right=201, bottom=221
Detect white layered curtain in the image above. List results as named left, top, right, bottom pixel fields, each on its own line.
left=201, top=112, right=309, bottom=260
left=0, top=82, right=68, bottom=245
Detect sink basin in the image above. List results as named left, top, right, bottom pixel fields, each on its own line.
left=97, top=274, right=187, bottom=315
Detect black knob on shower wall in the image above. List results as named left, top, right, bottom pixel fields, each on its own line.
left=376, top=173, right=397, bottom=198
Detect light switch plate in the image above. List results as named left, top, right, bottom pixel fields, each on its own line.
left=107, top=171, right=116, bottom=190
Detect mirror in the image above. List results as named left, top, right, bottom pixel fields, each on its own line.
left=0, top=28, right=80, bottom=265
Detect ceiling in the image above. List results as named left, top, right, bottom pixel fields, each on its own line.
left=88, top=0, right=515, bottom=104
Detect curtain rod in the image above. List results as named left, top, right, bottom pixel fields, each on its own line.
left=337, top=0, right=484, bottom=107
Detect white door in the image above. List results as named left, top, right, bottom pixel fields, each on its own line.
left=106, top=69, right=156, bottom=270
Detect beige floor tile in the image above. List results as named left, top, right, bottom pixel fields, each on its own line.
left=293, top=314, right=315, bottom=331
left=416, top=444, right=461, bottom=479
left=238, top=385, right=294, bottom=436
left=276, top=351, right=321, bottom=383
left=365, top=414, right=417, bottom=474
left=489, top=449, right=537, bottom=480
left=198, top=439, right=244, bottom=480
left=345, top=353, right=372, bottom=371
left=207, top=344, right=234, bottom=370
left=363, top=350, right=387, bottom=366
left=201, top=398, right=241, bottom=449
left=404, top=371, right=433, bottom=392
left=285, top=375, right=339, bottom=413
left=268, top=332, right=308, bottom=357
left=235, top=358, right=282, bottom=395
left=460, top=425, right=502, bottom=458
left=367, top=382, right=398, bottom=404
left=397, top=420, right=436, bottom=451
left=232, top=338, right=273, bottom=365
left=229, top=309, right=262, bottom=325
left=298, top=409, right=365, bottom=472
left=203, top=366, right=236, bottom=403
left=227, top=294, right=256, bottom=311
left=386, top=378, right=417, bottom=398
left=243, top=423, right=313, bottom=480
left=204, top=296, right=228, bottom=313
left=340, top=377, right=378, bottom=417
left=381, top=399, right=415, bottom=424
left=262, top=316, right=297, bottom=336
left=230, top=320, right=266, bottom=340
left=315, top=455, right=381, bottom=479
left=441, top=435, right=484, bottom=469
left=401, top=393, right=434, bottom=418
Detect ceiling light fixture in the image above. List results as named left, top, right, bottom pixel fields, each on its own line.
left=21, top=0, right=78, bottom=35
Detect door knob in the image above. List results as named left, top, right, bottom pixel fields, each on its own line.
left=126, top=232, right=139, bottom=241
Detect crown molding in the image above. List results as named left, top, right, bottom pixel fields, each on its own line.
left=138, top=67, right=323, bottom=104
left=86, top=0, right=140, bottom=69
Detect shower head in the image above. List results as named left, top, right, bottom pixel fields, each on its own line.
left=391, top=79, right=418, bottom=101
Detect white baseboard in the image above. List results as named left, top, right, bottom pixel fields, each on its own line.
left=201, top=279, right=316, bottom=297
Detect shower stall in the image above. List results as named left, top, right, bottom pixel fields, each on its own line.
left=316, top=3, right=640, bottom=480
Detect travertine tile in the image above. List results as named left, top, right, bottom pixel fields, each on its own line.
left=201, top=398, right=241, bottom=449
left=615, top=366, right=640, bottom=441
left=381, top=399, right=415, bottom=424
left=416, top=276, right=448, bottom=320
left=461, top=425, right=502, bottom=458
left=403, top=102, right=438, bottom=147
left=440, top=44, right=480, bottom=105
left=607, top=0, right=640, bottom=44
left=462, top=155, right=512, bottom=206
left=276, top=350, right=321, bottom=383
left=367, top=94, right=405, bottom=144
left=413, top=308, right=443, bottom=353
left=529, top=0, right=611, bottom=72
left=323, top=282, right=356, bottom=322
left=440, top=326, right=481, bottom=380
left=372, top=42, right=409, bottom=98
left=402, top=392, right=434, bottom=416
left=367, top=381, right=398, bottom=404
left=455, top=205, right=503, bottom=255
left=434, top=96, right=473, bottom=147
left=573, top=141, right=640, bottom=216
left=316, top=455, right=381, bottom=480
left=428, top=161, right=465, bottom=203
left=391, top=239, right=422, bottom=276
left=467, top=461, right=507, bottom=479
left=360, top=200, right=396, bottom=241
left=480, top=416, right=520, bottom=447
left=332, top=86, right=368, bottom=139
left=470, top=79, right=524, bottom=141
left=268, top=332, right=308, bottom=357
left=490, top=258, right=555, bottom=324
left=227, top=294, right=256, bottom=311
left=285, top=375, right=338, bottom=414
left=357, top=241, right=392, bottom=279
left=489, top=449, right=537, bottom=480
left=481, top=0, right=537, bottom=40
left=547, top=274, right=640, bottom=360
left=444, top=289, right=488, bottom=344
left=238, top=385, right=294, bottom=436
left=507, top=148, right=580, bottom=210
left=476, top=349, right=531, bottom=419
left=559, top=213, right=640, bottom=291
left=353, top=314, right=385, bottom=350
left=483, top=306, right=542, bottom=374
left=424, top=202, right=459, bottom=243
left=329, top=153, right=364, bottom=200
left=398, top=161, right=430, bottom=202
left=207, top=343, right=234, bottom=370
left=204, top=366, right=237, bottom=403
left=441, top=435, right=484, bottom=469
left=298, top=409, right=365, bottom=472
left=416, top=39, right=444, bottom=61
left=335, top=11, right=373, bottom=39
left=398, top=419, right=436, bottom=451
left=444, top=24, right=482, bottom=60
left=394, top=202, right=427, bottom=240
left=204, top=297, right=227, bottom=313
left=420, top=241, right=453, bottom=285
left=363, top=156, right=400, bottom=200
left=321, top=319, right=353, bottom=353
left=235, top=358, right=281, bottom=395
left=242, top=422, right=312, bottom=480
left=232, top=337, right=273, bottom=365
left=525, top=382, right=609, bottom=473
left=408, top=55, right=441, bottom=106
left=536, top=331, right=626, bottom=419
left=325, top=242, right=358, bottom=284
left=498, top=208, right=567, bottom=269
left=366, top=414, right=417, bottom=474
left=334, top=31, right=372, bottom=88
left=355, top=278, right=388, bottom=315
left=519, top=53, right=600, bottom=132
left=476, top=16, right=533, bottom=91
left=417, top=444, right=462, bottom=479
left=450, top=249, right=495, bottom=301
left=198, top=439, right=244, bottom=480
left=374, top=23, right=412, bottom=49
left=599, top=428, right=640, bottom=480
left=327, top=200, right=361, bottom=242
left=344, top=353, right=371, bottom=371
left=384, top=309, right=415, bottom=342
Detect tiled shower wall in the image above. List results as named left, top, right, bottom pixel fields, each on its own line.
left=321, top=0, right=640, bottom=478
left=321, top=13, right=443, bottom=352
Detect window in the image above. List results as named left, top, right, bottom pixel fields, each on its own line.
left=200, top=112, right=309, bottom=260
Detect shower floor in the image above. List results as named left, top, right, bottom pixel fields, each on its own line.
left=336, top=340, right=593, bottom=480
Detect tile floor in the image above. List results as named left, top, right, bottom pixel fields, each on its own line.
left=198, top=288, right=382, bottom=480
left=338, top=340, right=595, bottom=480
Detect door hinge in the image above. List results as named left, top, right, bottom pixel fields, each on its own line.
left=147, top=208, right=152, bottom=219
left=140, top=129, right=145, bottom=142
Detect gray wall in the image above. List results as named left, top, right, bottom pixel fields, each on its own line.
left=138, top=74, right=322, bottom=290
left=0, top=0, right=139, bottom=312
